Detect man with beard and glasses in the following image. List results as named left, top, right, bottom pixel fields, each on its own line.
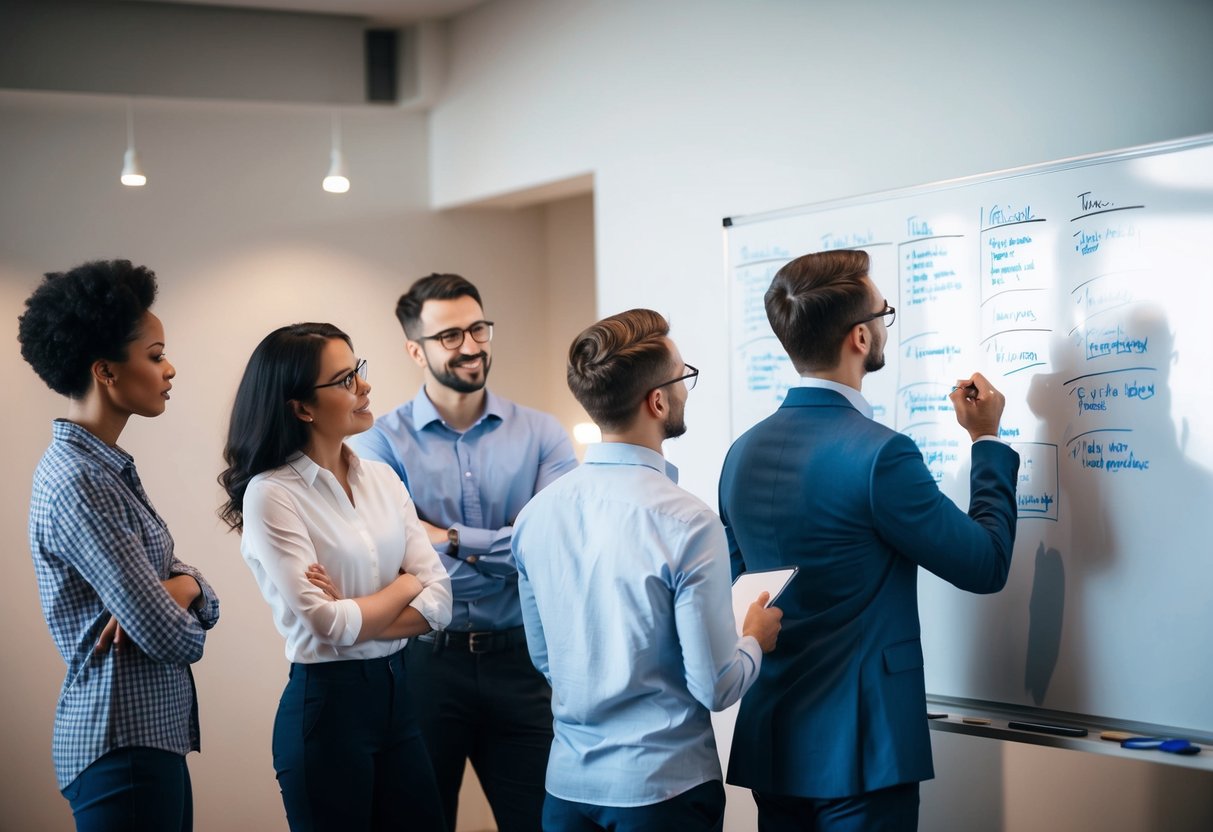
left=718, top=249, right=1019, bottom=832
left=512, top=308, right=783, bottom=832
left=349, top=273, right=577, bottom=832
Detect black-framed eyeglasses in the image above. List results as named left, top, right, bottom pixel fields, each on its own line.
left=850, top=303, right=895, bottom=329
left=313, top=358, right=367, bottom=392
left=646, top=364, right=699, bottom=398
left=418, top=321, right=495, bottom=351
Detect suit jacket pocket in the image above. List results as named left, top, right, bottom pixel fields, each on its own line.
left=883, top=639, right=924, bottom=674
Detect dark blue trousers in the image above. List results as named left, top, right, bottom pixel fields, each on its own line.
left=542, top=779, right=726, bottom=832
left=754, top=782, right=920, bottom=832
left=61, top=746, right=192, bottom=832
left=272, top=648, right=444, bottom=831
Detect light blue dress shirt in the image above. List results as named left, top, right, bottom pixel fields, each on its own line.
left=512, top=442, right=763, bottom=807
left=349, top=387, right=576, bottom=632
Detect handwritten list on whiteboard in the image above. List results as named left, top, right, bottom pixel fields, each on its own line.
left=725, top=136, right=1213, bottom=737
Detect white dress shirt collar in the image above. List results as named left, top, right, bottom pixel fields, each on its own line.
left=797, top=376, right=875, bottom=420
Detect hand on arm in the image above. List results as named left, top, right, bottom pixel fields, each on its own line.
left=163, top=574, right=202, bottom=609
left=950, top=371, right=1006, bottom=441
left=302, top=563, right=423, bottom=641
left=350, top=571, right=428, bottom=642
left=96, top=574, right=203, bottom=654
left=417, top=518, right=450, bottom=547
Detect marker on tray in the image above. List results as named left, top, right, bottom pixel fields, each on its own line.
left=1007, top=720, right=1088, bottom=738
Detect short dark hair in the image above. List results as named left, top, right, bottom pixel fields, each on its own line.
left=218, top=322, right=353, bottom=532
left=765, top=249, right=873, bottom=372
left=17, top=260, right=159, bottom=399
left=394, top=273, right=483, bottom=340
left=567, top=308, right=675, bottom=432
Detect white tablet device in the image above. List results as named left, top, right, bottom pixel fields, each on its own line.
left=731, top=566, right=798, bottom=635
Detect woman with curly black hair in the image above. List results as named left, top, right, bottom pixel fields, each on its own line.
left=18, top=260, right=220, bottom=832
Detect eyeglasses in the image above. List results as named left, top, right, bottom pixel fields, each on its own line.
left=850, top=303, right=895, bottom=329
left=646, top=364, right=699, bottom=398
left=418, top=321, right=495, bottom=351
left=313, top=358, right=367, bottom=392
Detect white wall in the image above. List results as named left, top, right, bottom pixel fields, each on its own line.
left=0, top=90, right=593, bottom=830
left=430, top=0, right=1213, bottom=828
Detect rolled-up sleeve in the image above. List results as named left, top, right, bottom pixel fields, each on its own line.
left=241, top=480, right=363, bottom=646
left=168, top=559, right=220, bottom=630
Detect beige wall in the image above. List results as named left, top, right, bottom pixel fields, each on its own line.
left=0, top=91, right=594, bottom=830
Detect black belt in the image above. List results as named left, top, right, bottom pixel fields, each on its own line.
left=417, top=625, right=527, bottom=655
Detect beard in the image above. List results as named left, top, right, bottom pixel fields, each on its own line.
left=864, top=347, right=886, bottom=373
left=431, top=351, right=492, bottom=394
left=864, top=329, right=887, bottom=373
left=663, top=399, right=687, bottom=440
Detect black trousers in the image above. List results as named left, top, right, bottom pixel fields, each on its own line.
left=405, top=636, right=553, bottom=832
left=754, top=783, right=920, bottom=832
left=272, top=648, right=445, bottom=831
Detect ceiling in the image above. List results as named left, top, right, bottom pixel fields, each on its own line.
left=130, top=0, right=489, bottom=25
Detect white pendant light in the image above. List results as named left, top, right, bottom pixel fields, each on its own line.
left=120, top=101, right=146, bottom=187
left=322, top=113, right=350, bottom=194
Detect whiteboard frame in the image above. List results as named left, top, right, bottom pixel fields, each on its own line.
left=721, top=132, right=1213, bottom=748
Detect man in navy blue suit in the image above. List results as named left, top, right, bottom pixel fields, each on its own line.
left=719, top=249, right=1019, bottom=831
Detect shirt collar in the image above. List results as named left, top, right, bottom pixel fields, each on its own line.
left=51, top=418, right=133, bottom=474
left=411, top=386, right=504, bottom=432
left=285, top=444, right=363, bottom=487
left=583, top=442, right=679, bottom=484
left=796, top=376, right=875, bottom=420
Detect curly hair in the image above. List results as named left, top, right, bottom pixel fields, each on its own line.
left=566, top=308, right=674, bottom=432
left=17, top=260, right=159, bottom=399
left=218, top=322, right=353, bottom=532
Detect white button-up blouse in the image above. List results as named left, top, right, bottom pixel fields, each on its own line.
left=241, top=447, right=452, bottom=663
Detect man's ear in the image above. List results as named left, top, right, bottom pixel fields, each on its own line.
left=847, top=323, right=871, bottom=358
left=645, top=386, right=668, bottom=420
left=289, top=399, right=314, bottom=424
left=405, top=339, right=427, bottom=369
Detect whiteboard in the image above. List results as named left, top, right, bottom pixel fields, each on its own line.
left=725, top=135, right=1213, bottom=738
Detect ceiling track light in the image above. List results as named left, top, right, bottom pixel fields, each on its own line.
left=323, top=112, right=350, bottom=194
left=120, top=101, right=146, bottom=187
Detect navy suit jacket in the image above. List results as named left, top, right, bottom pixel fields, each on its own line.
left=719, top=386, right=1019, bottom=799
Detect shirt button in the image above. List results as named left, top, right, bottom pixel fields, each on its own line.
left=464, top=471, right=472, bottom=478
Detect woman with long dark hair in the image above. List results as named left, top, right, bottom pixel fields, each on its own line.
left=219, top=322, right=451, bottom=831
left=19, top=260, right=220, bottom=831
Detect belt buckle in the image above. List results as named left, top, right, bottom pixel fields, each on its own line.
left=467, top=631, right=492, bottom=654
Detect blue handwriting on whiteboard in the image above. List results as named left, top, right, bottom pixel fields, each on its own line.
left=984, top=204, right=1036, bottom=227
left=821, top=231, right=875, bottom=250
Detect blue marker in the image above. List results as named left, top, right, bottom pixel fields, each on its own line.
left=1121, top=737, right=1201, bottom=754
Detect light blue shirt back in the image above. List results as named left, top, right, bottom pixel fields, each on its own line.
left=349, top=387, right=576, bottom=631
left=513, top=442, right=762, bottom=807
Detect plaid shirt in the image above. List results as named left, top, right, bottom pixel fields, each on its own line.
left=29, top=420, right=220, bottom=789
